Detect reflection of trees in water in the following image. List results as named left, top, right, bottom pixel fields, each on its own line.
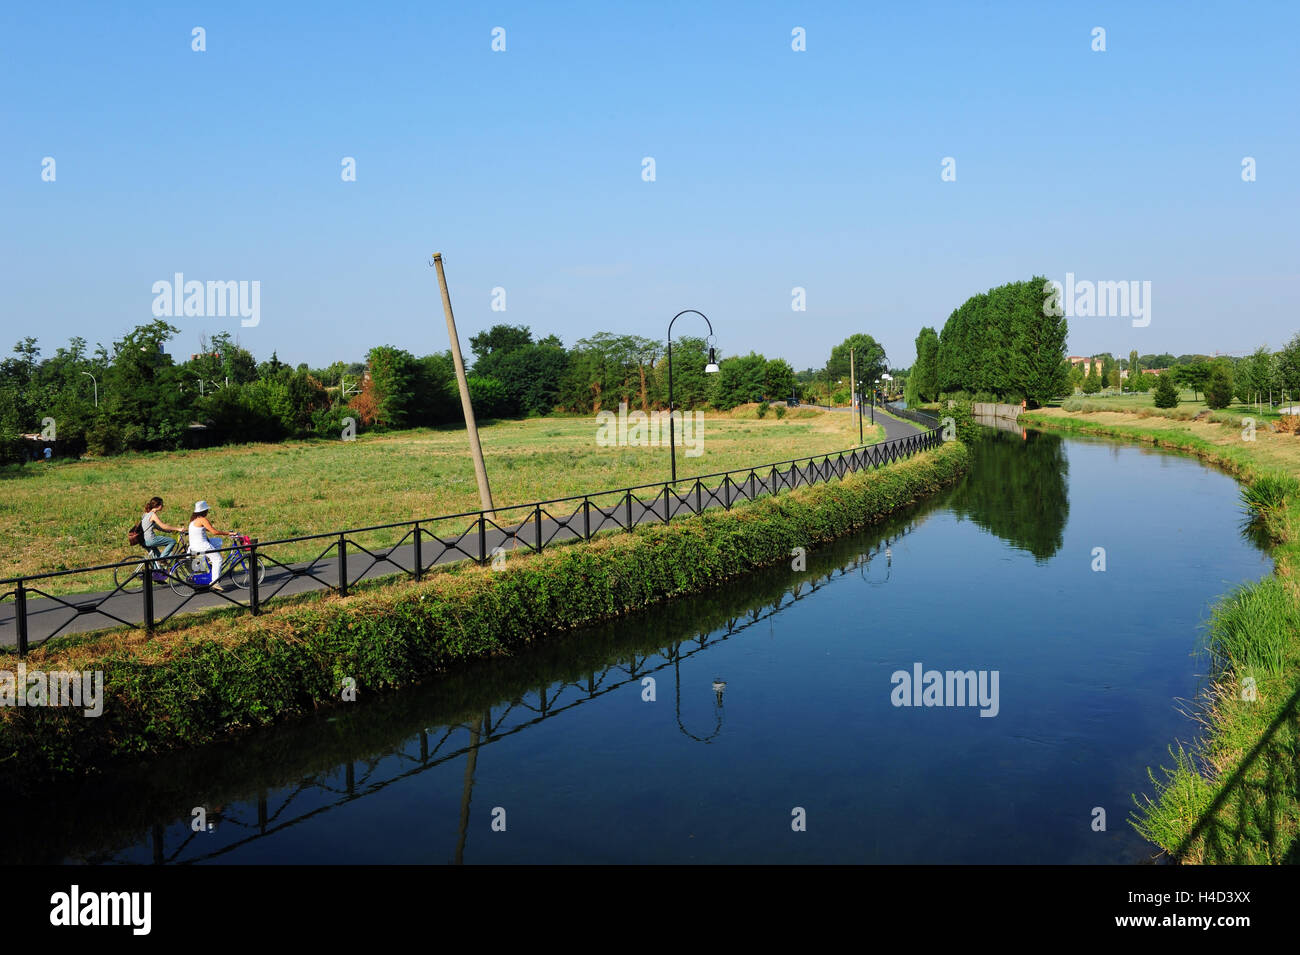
left=948, top=429, right=1069, bottom=562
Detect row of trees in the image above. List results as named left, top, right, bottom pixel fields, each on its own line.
left=906, top=278, right=1070, bottom=408
left=1069, top=341, right=1300, bottom=407
left=0, top=323, right=360, bottom=463
left=0, top=320, right=826, bottom=463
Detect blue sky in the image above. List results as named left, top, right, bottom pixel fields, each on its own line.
left=3, top=1, right=1297, bottom=370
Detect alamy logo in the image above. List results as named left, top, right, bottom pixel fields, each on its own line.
left=50, top=885, right=151, bottom=935
left=890, top=662, right=1000, bottom=717
left=1043, top=273, right=1151, bottom=327
left=595, top=401, right=704, bottom=457
left=0, top=663, right=104, bottom=717
left=151, top=273, right=261, bottom=327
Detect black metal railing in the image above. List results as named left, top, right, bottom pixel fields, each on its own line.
left=1, top=423, right=942, bottom=655
left=886, top=402, right=942, bottom=429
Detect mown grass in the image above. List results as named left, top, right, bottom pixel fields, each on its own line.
left=1024, top=406, right=1300, bottom=863
left=0, top=440, right=968, bottom=787
left=1060, top=389, right=1288, bottom=420
left=1, top=406, right=880, bottom=594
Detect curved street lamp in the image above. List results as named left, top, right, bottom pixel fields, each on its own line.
left=666, top=309, right=719, bottom=483
left=80, top=371, right=97, bottom=407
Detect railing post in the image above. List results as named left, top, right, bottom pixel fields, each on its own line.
left=478, top=514, right=488, bottom=564
left=15, top=579, right=29, bottom=658
left=583, top=498, right=591, bottom=540
left=695, top=480, right=702, bottom=514
left=413, top=523, right=423, bottom=581
left=625, top=490, right=633, bottom=531
left=724, top=476, right=731, bottom=510
left=749, top=472, right=756, bottom=500
left=535, top=504, right=543, bottom=553
left=248, top=539, right=260, bottom=615
left=338, top=534, right=349, bottom=597
left=142, top=560, right=155, bottom=631
left=663, top=486, right=670, bottom=524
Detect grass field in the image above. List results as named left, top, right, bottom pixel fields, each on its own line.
left=2, top=405, right=879, bottom=592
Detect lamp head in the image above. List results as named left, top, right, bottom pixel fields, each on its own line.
left=705, top=346, right=719, bottom=374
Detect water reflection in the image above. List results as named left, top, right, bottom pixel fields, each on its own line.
left=3, top=509, right=936, bottom=865
left=948, top=429, right=1070, bottom=561
left=2, top=431, right=1269, bottom=865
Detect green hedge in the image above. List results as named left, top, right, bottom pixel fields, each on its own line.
left=0, top=441, right=969, bottom=787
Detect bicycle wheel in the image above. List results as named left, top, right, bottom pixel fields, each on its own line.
left=170, top=555, right=207, bottom=596
left=232, top=554, right=266, bottom=590
left=113, top=558, right=147, bottom=594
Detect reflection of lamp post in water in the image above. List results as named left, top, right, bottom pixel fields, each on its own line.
left=674, top=654, right=726, bottom=742
left=859, top=540, right=893, bottom=587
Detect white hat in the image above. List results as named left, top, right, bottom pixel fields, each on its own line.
left=194, top=500, right=210, bottom=513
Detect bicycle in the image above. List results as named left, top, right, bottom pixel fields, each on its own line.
left=169, top=533, right=265, bottom=595
left=113, top=537, right=187, bottom=594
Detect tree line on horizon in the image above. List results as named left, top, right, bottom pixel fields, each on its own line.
left=902, top=277, right=1300, bottom=411
left=0, top=320, right=890, bottom=464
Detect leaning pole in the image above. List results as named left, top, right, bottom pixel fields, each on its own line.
left=432, top=252, right=495, bottom=519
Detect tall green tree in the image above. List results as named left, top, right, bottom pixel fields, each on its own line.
left=364, top=345, right=417, bottom=428
left=828, top=334, right=887, bottom=388
left=1204, top=361, right=1234, bottom=409
left=911, top=326, right=940, bottom=402
left=1010, top=278, right=1069, bottom=406
left=77, top=322, right=184, bottom=451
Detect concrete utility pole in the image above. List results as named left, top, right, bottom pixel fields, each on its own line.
left=432, top=252, right=495, bottom=518
left=850, top=347, right=859, bottom=443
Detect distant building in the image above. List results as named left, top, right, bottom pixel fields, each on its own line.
left=1068, top=356, right=1103, bottom=376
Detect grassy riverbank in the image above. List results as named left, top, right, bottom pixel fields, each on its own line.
left=0, top=440, right=967, bottom=788
left=1023, top=407, right=1300, bottom=864
left=1, top=406, right=880, bottom=595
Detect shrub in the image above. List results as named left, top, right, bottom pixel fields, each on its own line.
left=1153, top=375, right=1179, bottom=408
left=774, top=405, right=786, bottom=420
left=1205, top=367, right=1234, bottom=409
left=756, top=401, right=769, bottom=419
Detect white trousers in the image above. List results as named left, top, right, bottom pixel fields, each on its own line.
left=192, top=538, right=222, bottom=581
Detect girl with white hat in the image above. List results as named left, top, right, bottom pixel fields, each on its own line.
left=187, top=501, right=232, bottom=592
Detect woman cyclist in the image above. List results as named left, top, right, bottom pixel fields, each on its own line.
left=187, top=500, right=233, bottom=592
left=141, top=496, right=184, bottom=578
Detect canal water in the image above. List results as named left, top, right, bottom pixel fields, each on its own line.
left=5, top=429, right=1272, bottom=864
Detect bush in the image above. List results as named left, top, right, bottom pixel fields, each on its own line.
left=310, top=404, right=358, bottom=439
left=84, top=419, right=124, bottom=456
left=1205, top=368, right=1234, bottom=409
left=466, top=375, right=512, bottom=419
left=774, top=405, right=786, bottom=420
left=756, top=401, right=769, bottom=419
left=1153, top=375, right=1179, bottom=408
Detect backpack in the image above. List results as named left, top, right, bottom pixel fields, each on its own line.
left=128, top=522, right=145, bottom=547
